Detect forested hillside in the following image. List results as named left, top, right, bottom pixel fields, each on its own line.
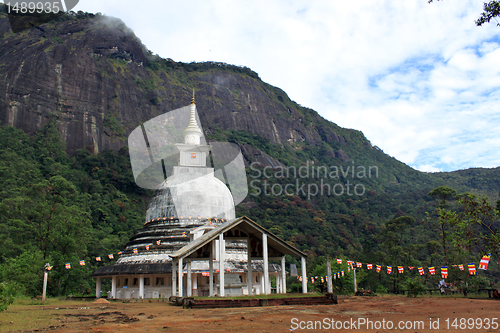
left=0, top=121, right=498, bottom=298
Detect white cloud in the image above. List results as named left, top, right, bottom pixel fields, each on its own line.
left=74, top=0, right=500, bottom=172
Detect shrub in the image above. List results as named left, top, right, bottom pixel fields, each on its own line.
left=405, top=277, right=425, bottom=298
left=0, top=282, right=15, bottom=312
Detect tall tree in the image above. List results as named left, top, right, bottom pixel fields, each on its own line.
left=428, top=186, right=457, bottom=265
left=437, top=193, right=499, bottom=256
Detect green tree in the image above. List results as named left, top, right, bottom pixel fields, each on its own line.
left=1, top=251, right=44, bottom=296
left=428, top=0, right=500, bottom=27
left=0, top=282, right=14, bottom=312
left=475, top=1, right=500, bottom=26
left=437, top=193, right=499, bottom=256
left=428, top=186, right=457, bottom=265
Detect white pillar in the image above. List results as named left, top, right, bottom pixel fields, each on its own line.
left=42, top=270, right=48, bottom=301
left=219, top=233, right=225, bottom=296
left=187, top=261, right=192, bottom=297
left=326, top=259, right=333, bottom=293
left=260, top=274, right=264, bottom=295
left=281, top=256, right=286, bottom=294
left=247, top=237, right=253, bottom=295
left=209, top=241, right=214, bottom=296
left=178, top=257, right=183, bottom=297
left=193, top=273, right=198, bottom=296
left=262, top=233, right=270, bottom=295
left=276, top=275, right=281, bottom=294
left=301, top=257, right=307, bottom=293
left=96, top=277, right=102, bottom=299
left=353, top=267, right=357, bottom=293
left=172, top=259, right=177, bottom=296
left=139, top=275, right=144, bottom=299
left=111, top=276, right=117, bottom=299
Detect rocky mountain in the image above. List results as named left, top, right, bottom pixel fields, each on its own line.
left=0, top=8, right=347, bottom=155
left=0, top=7, right=498, bottom=198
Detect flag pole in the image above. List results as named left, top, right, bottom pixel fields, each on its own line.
left=353, top=265, right=357, bottom=294
left=42, top=263, right=50, bottom=301
left=326, top=258, right=333, bottom=293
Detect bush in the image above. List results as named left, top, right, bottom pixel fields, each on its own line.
left=0, top=282, right=15, bottom=312
left=405, top=277, right=425, bottom=298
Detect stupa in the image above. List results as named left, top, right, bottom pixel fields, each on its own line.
left=92, top=95, right=284, bottom=298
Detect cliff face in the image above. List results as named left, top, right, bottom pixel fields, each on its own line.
left=0, top=12, right=148, bottom=153
left=0, top=10, right=354, bottom=162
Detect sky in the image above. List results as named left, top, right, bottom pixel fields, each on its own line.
left=74, top=0, right=500, bottom=172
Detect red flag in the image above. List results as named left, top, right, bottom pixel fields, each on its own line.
left=479, top=254, right=491, bottom=270
left=336, top=259, right=342, bottom=264
left=367, top=264, right=373, bottom=270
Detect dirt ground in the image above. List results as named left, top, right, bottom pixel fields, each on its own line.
left=1, top=295, right=499, bottom=332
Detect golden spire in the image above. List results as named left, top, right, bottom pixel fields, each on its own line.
left=191, top=89, right=195, bottom=104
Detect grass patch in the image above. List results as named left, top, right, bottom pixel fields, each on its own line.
left=0, top=298, right=80, bottom=332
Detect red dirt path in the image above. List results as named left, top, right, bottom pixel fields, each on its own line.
left=3, top=295, right=499, bottom=332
